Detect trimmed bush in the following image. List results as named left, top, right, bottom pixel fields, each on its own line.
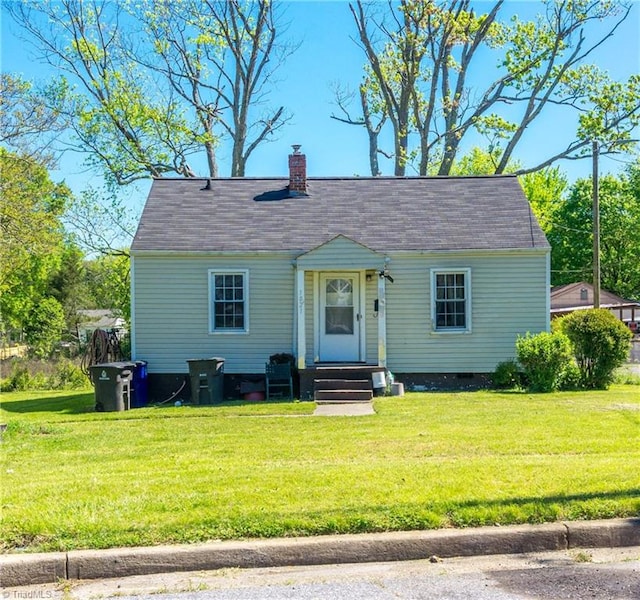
left=556, top=360, right=582, bottom=391
left=558, top=309, right=632, bottom=389
left=516, top=331, right=574, bottom=392
left=491, top=359, right=523, bottom=389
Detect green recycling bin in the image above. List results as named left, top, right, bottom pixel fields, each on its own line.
left=187, top=357, right=225, bottom=405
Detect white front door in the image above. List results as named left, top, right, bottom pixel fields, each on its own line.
left=319, top=273, right=361, bottom=362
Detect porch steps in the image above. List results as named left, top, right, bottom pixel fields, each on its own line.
left=314, top=378, right=373, bottom=403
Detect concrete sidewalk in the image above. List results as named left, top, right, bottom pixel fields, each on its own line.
left=313, top=401, right=376, bottom=416
left=1, top=518, right=638, bottom=588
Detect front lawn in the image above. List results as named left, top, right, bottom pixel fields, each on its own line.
left=1, top=387, right=639, bottom=552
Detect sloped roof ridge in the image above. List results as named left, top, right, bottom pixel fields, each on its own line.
left=151, top=174, right=519, bottom=182
left=135, top=174, right=549, bottom=253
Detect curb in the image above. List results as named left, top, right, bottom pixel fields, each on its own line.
left=1, top=518, right=638, bottom=588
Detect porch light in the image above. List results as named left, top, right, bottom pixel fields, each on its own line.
left=379, top=269, right=394, bottom=284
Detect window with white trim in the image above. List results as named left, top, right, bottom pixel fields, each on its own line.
left=209, top=270, right=248, bottom=333
left=431, top=269, right=471, bottom=332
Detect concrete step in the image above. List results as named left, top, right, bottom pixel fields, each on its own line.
left=314, top=378, right=372, bottom=391
left=314, top=389, right=374, bottom=403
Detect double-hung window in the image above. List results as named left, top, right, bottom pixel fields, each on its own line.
left=431, top=269, right=471, bottom=332
left=209, top=270, right=248, bottom=333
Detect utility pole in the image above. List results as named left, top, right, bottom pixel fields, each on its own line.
left=592, top=140, right=600, bottom=308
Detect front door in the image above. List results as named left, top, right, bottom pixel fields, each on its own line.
left=319, top=273, right=361, bottom=362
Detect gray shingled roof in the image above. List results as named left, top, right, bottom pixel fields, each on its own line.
left=131, top=175, right=549, bottom=253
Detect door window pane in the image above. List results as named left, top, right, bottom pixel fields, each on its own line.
left=325, top=278, right=354, bottom=335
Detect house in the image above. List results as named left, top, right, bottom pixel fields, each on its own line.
left=77, top=309, right=128, bottom=343
left=550, top=282, right=640, bottom=332
left=130, top=148, right=550, bottom=399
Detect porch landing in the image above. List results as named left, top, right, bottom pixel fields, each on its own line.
left=300, top=364, right=386, bottom=402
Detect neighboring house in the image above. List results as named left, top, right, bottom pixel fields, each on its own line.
left=77, top=309, right=128, bottom=343
left=550, top=282, right=640, bottom=331
left=130, top=148, right=550, bottom=399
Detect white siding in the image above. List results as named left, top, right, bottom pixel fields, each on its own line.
left=384, top=251, right=549, bottom=373
left=133, top=254, right=296, bottom=373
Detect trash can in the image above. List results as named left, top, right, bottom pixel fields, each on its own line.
left=131, top=360, right=149, bottom=408
left=187, top=358, right=225, bottom=405
left=90, top=362, right=134, bottom=412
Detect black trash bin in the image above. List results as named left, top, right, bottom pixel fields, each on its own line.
left=187, top=358, right=225, bottom=405
left=131, top=360, right=149, bottom=408
left=90, top=362, right=134, bottom=412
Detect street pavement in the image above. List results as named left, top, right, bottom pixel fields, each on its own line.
left=1, top=518, right=638, bottom=589
left=2, top=546, right=638, bottom=600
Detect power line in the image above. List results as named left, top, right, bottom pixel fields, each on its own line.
left=601, top=154, right=637, bottom=166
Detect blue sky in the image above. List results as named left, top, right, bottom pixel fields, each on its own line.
left=1, top=0, right=639, bottom=209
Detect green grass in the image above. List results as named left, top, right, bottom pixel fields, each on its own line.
left=1, top=387, right=639, bottom=553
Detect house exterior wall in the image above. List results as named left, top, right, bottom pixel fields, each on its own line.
left=384, top=250, right=549, bottom=373
left=132, top=248, right=549, bottom=377
left=132, top=253, right=297, bottom=374
left=297, top=235, right=385, bottom=270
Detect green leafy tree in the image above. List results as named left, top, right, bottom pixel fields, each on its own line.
left=137, top=0, right=295, bottom=177
left=332, top=72, right=389, bottom=176
left=4, top=0, right=202, bottom=185
left=61, top=185, right=136, bottom=326
left=63, top=185, right=137, bottom=256
left=340, top=0, right=639, bottom=176
left=5, top=0, right=295, bottom=182
left=85, top=254, right=131, bottom=323
left=450, top=146, right=520, bottom=175
left=48, top=243, right=94, bottom=341
left=519, top=166, right=568, bottom=235
left=0, top=149, right=69, bottom=336
left=0, top=73, right=68, bottom=166
left=548, top=166, right=640, bottom=299
left=24, top=297, right=66, bottom=358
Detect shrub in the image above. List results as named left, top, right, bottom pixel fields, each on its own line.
left=50, top=360, right=90, bottom=390
left=1, top=365, right=31, bottom=392
left=613, top=368, right=640, bottom=386
left=0, top=358, right=89, bottom=391
left=515, top=331, right=574, bottom=392
left=491, top=360, right=523, bottom=389
left=558, top=309, right=633, bottom=389
left=556, top=360, right=582, bottom=391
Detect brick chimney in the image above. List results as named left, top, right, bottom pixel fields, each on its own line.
left=288, top=145, right=307, bottom=193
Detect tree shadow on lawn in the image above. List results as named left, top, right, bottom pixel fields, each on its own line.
left=0, top=392, right=96, bottom=416
left=441, top=488, right=640, bottom=527
left=1, top=393, right=310, bottom=419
